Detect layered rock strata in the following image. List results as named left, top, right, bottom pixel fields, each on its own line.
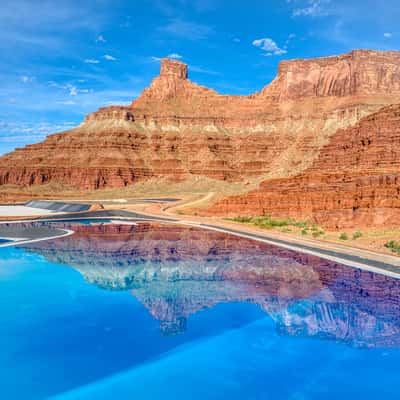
left=209, top=104, right=400, bottom=228
left=0, top=51, right=399, bottom=193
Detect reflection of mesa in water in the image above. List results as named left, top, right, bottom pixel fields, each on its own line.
left=23, top=223, right=400, bottom=345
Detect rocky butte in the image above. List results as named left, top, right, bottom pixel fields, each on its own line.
left=1, top=50, right=400, bottom=227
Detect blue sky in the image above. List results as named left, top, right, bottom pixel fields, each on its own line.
left=0, top=0, right=399, bottom=155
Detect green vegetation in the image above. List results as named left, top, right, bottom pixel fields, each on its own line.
left=339, top=232, right=349, bottom=240
left=231, top=216, right=253, bottom=223
left=230, top=214, right=309, bottom=229
left=352, top=231, right=363, bottom=240
left=229, top=214, right=327, bottom=239
left=312, top=229, right=325, bottom=238
left=385, top=240, right=400, bottom=254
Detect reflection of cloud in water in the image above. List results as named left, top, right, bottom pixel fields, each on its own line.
left=23, top=222, right=400, bottom=346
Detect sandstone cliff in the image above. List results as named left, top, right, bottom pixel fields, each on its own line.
left=0, top=50, right=399, bottom=190
left=209, top=104, right=400, bottom=228
left=0, top=50, right=400, bottom=227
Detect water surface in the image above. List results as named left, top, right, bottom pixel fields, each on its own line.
left=1, top=222, right=400, bottom=399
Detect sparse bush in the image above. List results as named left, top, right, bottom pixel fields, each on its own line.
left=231, top=216, right=253, bottom=223
left=301, top=229, right=308, bottom=235
left=339, top=232, right=349, bottom=240
left=312, top=229, right=325, bottom=238
left=385, top=240, right=400, bottom=254
left=352, top=231, right=363, bottom=240
left=231, top=215, right=312, bottom=233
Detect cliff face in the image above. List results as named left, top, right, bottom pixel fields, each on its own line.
left=209, top=104, right=400, bottom=228
left=0, top=50, right=399, bottom=192
left=261, top=50, right=400, bottom=99
left=0, top=51, right=400, bottom=227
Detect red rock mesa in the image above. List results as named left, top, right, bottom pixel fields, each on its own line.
left=1, top=50, right=400, bottom=227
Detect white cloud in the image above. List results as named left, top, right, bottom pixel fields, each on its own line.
left=103, top=54, right=117, bottom=61
left=166, top=53, right=183, bottom=59
left=0, top=120, right=77, bottom=139
left=20, top=75, right=35, bottom=83
left=252, top=38, right=287, bottom=56
left=84, top=58, right=100, bottom=64
left=284, top=33, right=296, bottom=49
left=48, top=81, right=89, bottom=96
left=151, top=53, right=183, bottom=62
left=96, top=34, right=106, bottom=43
left=57, top=100, right=77, bottom=105
left=68, top=85, right=78, bottom=96
left=233, top=38, right=241, bottom=43
left=189, top=65, right=219, bottom=75
left=384, top=32, right=393, bottom=38
left=292, top=0, right=330, bottom=17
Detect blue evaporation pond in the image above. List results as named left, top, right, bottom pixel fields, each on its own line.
left=47, top=218, right=113, bottom=224
left=1, top=222, right=400, bottom=400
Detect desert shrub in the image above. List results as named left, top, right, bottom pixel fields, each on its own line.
left=231, top=215, right=310, bottom=231
left=352, top=231, right=363, bottom=240
left=231, top=216, right=253, bottom=223
left=301, top=229, right=308, bottom=235
left=385, top=240, right=400, bottom=254
left=312, top=229, right=325, bottom=238
left=339, top=232, right=349, bottom=240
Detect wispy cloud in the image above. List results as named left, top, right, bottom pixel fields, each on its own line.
left=292, top=0, right=330, bottom=17
left=0, top=120, right=77, bottom=141
left=189, top=65, right=219, bottom=75
left=48, top=81, right=91, bottom=96
left=0, top=0, right=105, bottom=52
left=151, top=53, right=183, bottom=62
left=252, top=38, right=287, bottom=56
left=167, top=53, right=183, bottom=59
left=283, top=33, right=296, bottom=49
left=103, top=54, right=117, bottom=61
left=96, top=34, right=106, bottom=43
left=84, top=59, right=100, bottom=64
left=384, top=32, right=393, bottom=38
left=159, top=18, right=214, bottom=40
left=57, top=100, right=77, bottom=106
left=20, top=75, right=35, bottom=84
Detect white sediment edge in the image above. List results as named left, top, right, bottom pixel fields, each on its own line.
left=0, top=216, right=399, bottom=280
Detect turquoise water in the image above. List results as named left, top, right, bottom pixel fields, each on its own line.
left=1, top=222, right=400, bottom=399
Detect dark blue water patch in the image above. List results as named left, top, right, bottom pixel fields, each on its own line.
left=0, top=238, right=10, bottom=243
left=1, top=223, right=400, bottom=399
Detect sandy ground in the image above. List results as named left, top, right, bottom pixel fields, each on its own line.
left=0, top=206, right=55, bottom=217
